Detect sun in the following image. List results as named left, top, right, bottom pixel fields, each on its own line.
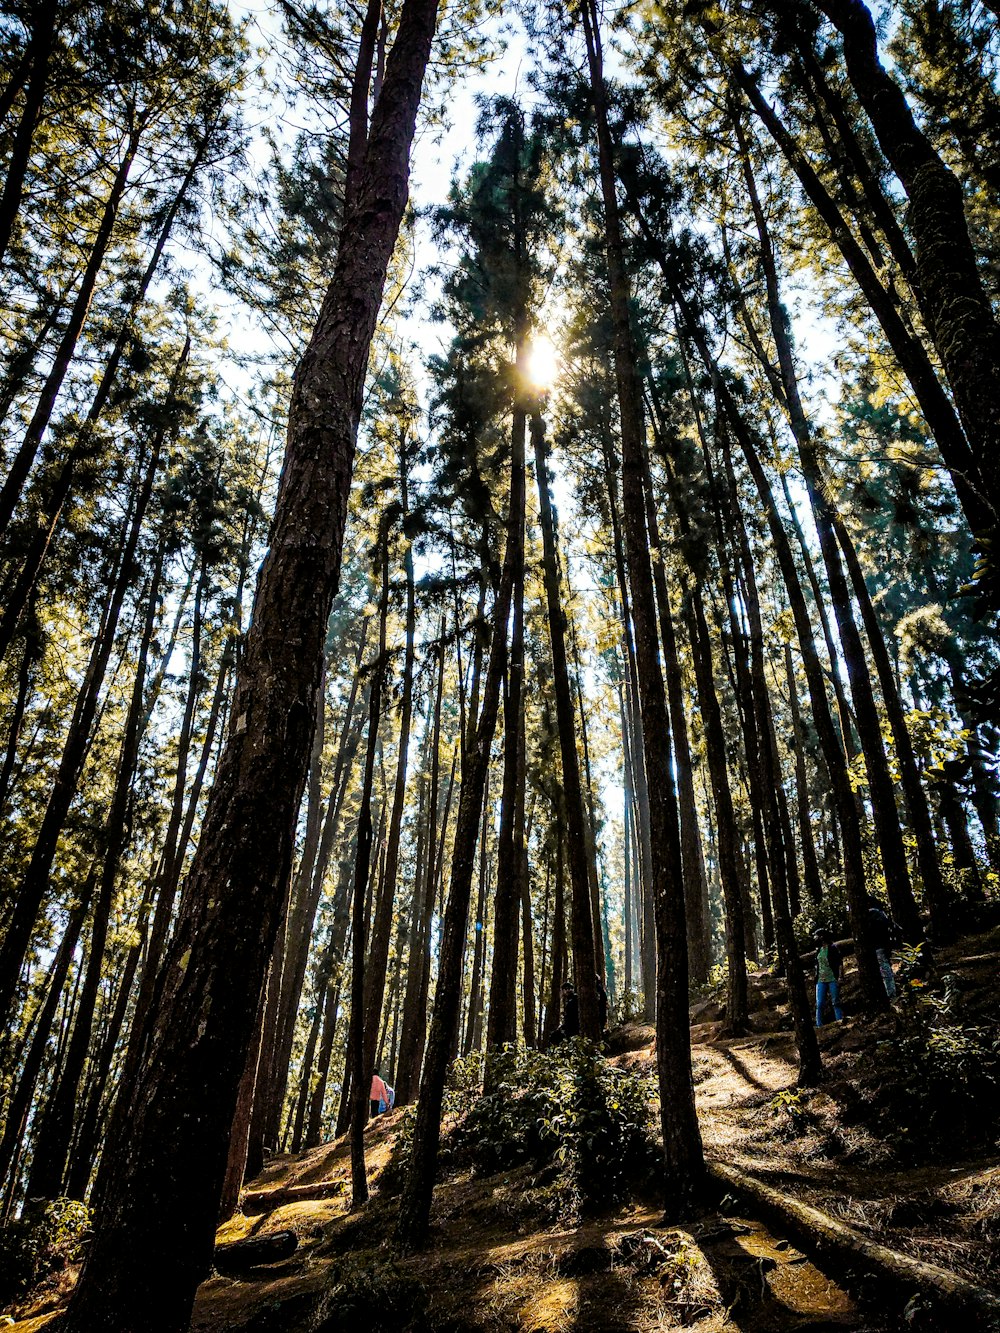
left=525, top=334, right=559, bottom=391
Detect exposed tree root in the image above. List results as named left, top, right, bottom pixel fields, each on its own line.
left=708, top=1159, right=1000, bottom=1327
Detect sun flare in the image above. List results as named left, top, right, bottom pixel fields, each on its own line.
left=525, top=334, right=559, bottom=391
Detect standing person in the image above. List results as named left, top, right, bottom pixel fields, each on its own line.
left=370, top=1069, right=390, bottom=1119
left=814, top=928, right=844, bottom=1026
left=868, top=899, right=898, bottom=999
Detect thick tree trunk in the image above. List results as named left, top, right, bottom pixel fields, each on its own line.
left=581, top=0, right=703, bottom=1214
left=62, top=1, right=441, bottom=1321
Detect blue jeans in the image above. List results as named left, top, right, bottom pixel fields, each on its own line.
left=816, top=979, right=843, bottom=1026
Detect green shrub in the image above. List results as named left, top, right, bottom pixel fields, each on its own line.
left=0, top=1197, right=91, bottom=1308
left=449, top=1042, right=660, bottom=1213
left=877, top=969, right=1000, bottom=1156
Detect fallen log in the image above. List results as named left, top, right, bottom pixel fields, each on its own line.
left=213, top=1229, right=299, bottom=1274
left=708, top=1160, right=1000, bottom=1326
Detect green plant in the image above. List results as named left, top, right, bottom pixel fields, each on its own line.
left=877, top=975, right=1000, bottom=1157
left=770, top=1088, right=808, bottom=1134
left=312, top=1255, right=430, bottom=1332
left=448, top=1042, right=660, bottom=1215
left=0, top=1197, right=91, bottom=1308
left=614, top=987, right=645, bottom=1024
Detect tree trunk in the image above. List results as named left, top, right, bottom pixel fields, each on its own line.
left=63, top=1, right=441, bottom=1320
left=395, top=367, right=522, bottom=1250
left=462, top=773, right=490, bottom=1056
left=0, top=123, right=144, bottom=542
left=812, top=0, right=1000, bottom=530
left=348, top=551, right=390, bottom=1208
left=0, top=0, right=59, bottom=266
left=601, top=418, right=655, bottom=1015
left=394, top=642, right=445, bottom=1106
left=784, top=644, right=824, bottom=906
left=0, top=127, right=212, bottom=651
left=543, top=831, right=566, bottom=1045
left=833, top=514, right=951, bottom=936
left=636, top=436, right=711, bottom=983
left=487, top=391, right=527, bottom=1055
left=26, top=541, right=166, bottom=1202
left=714, top=37, right=993, bottom=535
left=361, top=443, right=417, bottom=1112
left=683, top=589, right=751, bottom=1034
left=0, top=898, right=87, bottom=1192
left=0, top=424, right=165, bottom=1023
left=581, top=0, right=703, bottom=1214
left=744, top=160, right=922, bottom=943
left=531, top=407, right=599, bottom=1036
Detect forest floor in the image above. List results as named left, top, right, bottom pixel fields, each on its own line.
left=8, top=920, right=1000, bottom=1332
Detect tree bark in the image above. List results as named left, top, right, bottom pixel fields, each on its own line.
left=0, top=122, right=144, bottom=541
left=531, top=407, right=599, bottom=1036
left=784, top=644, right=824, bottom=906
left=0, top=0, right=59, bottom=266
left=62, top=0, right=441, bottom=1320
left=395, top=369, right=522, bottom=1250
left=486, top=390, right=527, bottom=1054
left=833, top=513, right=951, bottom=936
left=0, top=420, right=165, bottom=1023
left=581, top=0, right=704, bottom=1214
left=713, top=36, right=993, bottom=535
left=811, top=0, right=1000, bottom=531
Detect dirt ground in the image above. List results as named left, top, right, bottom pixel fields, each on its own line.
left=8, top=925, right=999, bottom=1332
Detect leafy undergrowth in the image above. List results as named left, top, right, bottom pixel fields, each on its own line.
left=0, top=1199, right=90, bottom=1312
